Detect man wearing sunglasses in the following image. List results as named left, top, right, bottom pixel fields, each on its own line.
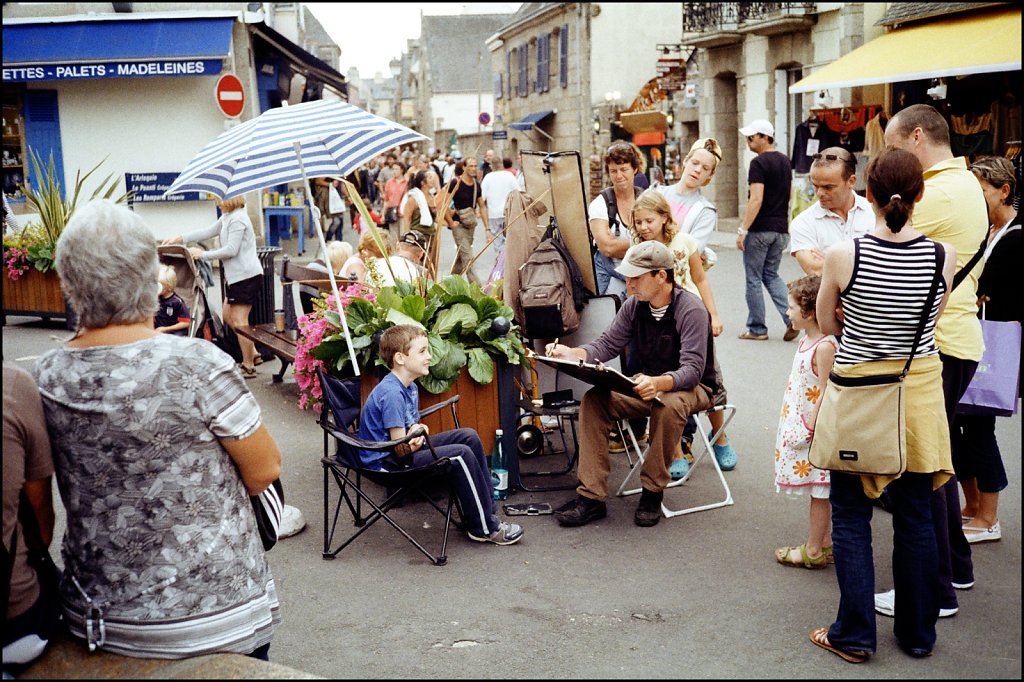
left=789, top=148, right=874, bottom=275
left=736, top=119, right=796, bottom=341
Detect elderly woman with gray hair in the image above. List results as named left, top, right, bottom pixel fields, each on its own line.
left=32, top=200, right=283, bottom=660
left=162, top=195, right=263, bottom=377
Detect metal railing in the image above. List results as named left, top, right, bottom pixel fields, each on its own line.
left=683, top=2, right=815, bottom=33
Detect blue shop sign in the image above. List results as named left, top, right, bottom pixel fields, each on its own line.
left=126, top=173, right=207, bottom=203
left=3, top=60, right=224, bottom=82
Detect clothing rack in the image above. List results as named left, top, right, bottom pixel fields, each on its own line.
left=808, top=105, right=883, bottom=134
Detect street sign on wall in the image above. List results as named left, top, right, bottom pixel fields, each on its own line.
left=215, top=73, right=245, bottom=118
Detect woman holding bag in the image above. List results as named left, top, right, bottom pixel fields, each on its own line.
left=954, top=156, right=1021, bottom=544
left=810, top=148, right=956, bottom=663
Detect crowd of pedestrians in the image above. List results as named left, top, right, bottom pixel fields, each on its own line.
left=2, top=102, right=1018, bottom=674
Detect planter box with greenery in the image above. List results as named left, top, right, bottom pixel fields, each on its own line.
left=2, top=148, right=127, bottom=327
left=294, top=275, right=528, bottom=455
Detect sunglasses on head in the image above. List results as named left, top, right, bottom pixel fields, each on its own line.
left=812, top=152, right=851, bottom=162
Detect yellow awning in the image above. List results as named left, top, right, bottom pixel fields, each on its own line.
left=790, top=7, right=1021, bottom=93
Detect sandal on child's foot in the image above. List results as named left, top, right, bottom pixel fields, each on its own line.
left=823, top=545, right=834, bottom=564
left=240, top=365, right=258, bottom=379
left=775, top=544, right=828, bottom=569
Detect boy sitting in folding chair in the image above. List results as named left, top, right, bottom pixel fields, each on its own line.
left=357, top=324, right=524, bottom=546
left=547, top=241, right=719, bottom=527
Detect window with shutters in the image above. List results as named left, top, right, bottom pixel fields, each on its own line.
left=536, top=33, right=550, bottom=93
left=559, top=24, right=569, bottom=89
left=518, top=42, right=529, bottom=97
left=506, top=49, right=514, bottom=100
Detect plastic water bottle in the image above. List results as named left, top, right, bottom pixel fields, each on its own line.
left=492, top=429, right=509, bottom=501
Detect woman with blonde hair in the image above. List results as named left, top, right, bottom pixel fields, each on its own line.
left=163, top=194, right=263, bottom=378
left=657, top=137, right=723, bottom=268
left=340, top=229, right=389, bottom=283
left=630, top=190, right=734, bottom=477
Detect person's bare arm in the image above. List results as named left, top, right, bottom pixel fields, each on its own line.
left=793, top=248, right=825, bottom=276
left=736, top=183, right=764, bottom=252
left=388, top=425, right=426, bottom=458
left=817, top=243, right=851, bottom=336
left=23, top=477, right=55, bottom=547
left=808, top=340, right=837, bottom=430
left=221, top=424, right=283, bottom=496
left=591, top=219, right=630, bottom=259
left=690, top=251, right=723, bottom=336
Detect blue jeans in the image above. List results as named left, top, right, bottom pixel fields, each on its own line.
left=742, top=231, right=791, bottom=336
left=828, top=471, right=939, bottom=655
left=395, top=428, right=499, bottom=538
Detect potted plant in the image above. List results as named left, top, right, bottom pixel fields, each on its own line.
left=294, top=274, right=527, bottom=410
left=3, top=148, right=129, bottom=325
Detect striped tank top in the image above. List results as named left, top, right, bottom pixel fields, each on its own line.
left=835, top=234, right=946, bottom=366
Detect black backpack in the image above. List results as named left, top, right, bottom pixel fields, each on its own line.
left=517, top=219, right=588, bottom=339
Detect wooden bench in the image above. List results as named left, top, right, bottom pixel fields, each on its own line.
left=236, top=324, right=298, bottom=383
left=21, top=628, right=321, bottom=679
left=237, top=258, right=356, bottom=383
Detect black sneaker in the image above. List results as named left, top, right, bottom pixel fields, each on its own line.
left=555, top=496, right=607, bottom=527
left=634, top=488, right=664, bottom=527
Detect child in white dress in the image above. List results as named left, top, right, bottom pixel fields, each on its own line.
left=774, top=275, right=837, bottom=569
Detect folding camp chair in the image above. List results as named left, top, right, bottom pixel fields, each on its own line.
left=615, top=404, right=737, bottom=517
left=318, top=369, right=464, bottom=566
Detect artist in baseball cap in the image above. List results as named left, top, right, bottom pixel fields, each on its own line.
left=614, top=240, right=675, bottom=278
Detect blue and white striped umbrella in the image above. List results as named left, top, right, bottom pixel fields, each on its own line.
left=163, top=99, right=426, bottom=199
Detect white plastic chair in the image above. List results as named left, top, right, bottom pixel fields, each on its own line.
left=615, top=404, right=736, bottom=517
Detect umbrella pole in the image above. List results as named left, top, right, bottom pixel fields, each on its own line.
left=292, top=141, right=360, bottom=376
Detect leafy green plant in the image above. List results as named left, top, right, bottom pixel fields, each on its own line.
left=310, top=274, right=527, bottom=395
left=16, top=147, right=130, bottom=273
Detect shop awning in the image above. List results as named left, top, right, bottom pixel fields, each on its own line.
left=510, top=110, right=554, bottom=131
left=790, top=7, right=1021, bottom=93
left=2, top=18, right=234, bottom=82
left=248, top=22, right=347, bottom=98
left=618, top=110, right=668, bottom=135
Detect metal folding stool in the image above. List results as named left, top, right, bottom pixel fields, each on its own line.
left=615, top=404, right=736, bottom=517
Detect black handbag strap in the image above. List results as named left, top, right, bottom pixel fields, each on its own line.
left=951, top=232, right=988, bottom=291
left=900, top=240, right=946, bottom=378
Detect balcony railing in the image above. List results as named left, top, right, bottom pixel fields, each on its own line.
left=683, top=2, right=815, bottom=33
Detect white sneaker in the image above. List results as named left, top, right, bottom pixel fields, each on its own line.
left=963, top=521, right=1001, bottom=544
left=874, top=589, right=896, bottom=617
left=278, top=504, right=307, bottom=538
left=875, top=589, right=958, bottom=618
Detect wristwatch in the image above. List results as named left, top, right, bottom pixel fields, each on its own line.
left=736, top=229, right=748, bottom=236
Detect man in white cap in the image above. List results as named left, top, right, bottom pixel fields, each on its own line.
left=546, top=241, right=718, bottom=528
left=736, top=119, right=797, bottom=341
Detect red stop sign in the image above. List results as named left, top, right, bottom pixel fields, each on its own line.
left=215, top=73, right=245, bottom=118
